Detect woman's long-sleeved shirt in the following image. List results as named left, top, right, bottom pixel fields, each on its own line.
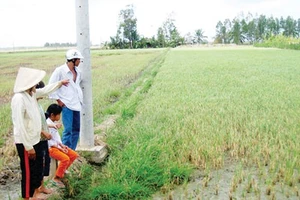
left=11, top=81, right=63, bottom=151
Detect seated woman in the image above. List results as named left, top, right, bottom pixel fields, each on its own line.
left=45, top=103, right=79, bottom=188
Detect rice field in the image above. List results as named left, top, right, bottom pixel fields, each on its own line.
left=0, top=46, right=299, bottom=199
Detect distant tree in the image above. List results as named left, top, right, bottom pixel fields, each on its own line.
left=184, top=32, right=194, bottom=44
left=266, top=16, right=278, bottom=38
left=214, top=12, right=300, bottom=45
left=214, top=21, right=224, bottom=43
left=108, top=27, right=124, bottom=49
left=118, top=4, right=139, bottom=48
left=162, top=15, right=175, bottom=42
left=246, top=19, right=257, bottom=44
left=229, top=18, right=245, bottom=44
left=279, top=16, right=285, bottom=31
left=136, top=36, right=148, bottom=48
left=194, top=29, right=208, bottom=44
left=148, top=36, right=159, bottom=48
left=214, top=19, right=231, bottom=44
left=283, top=16, right=297, bottom=37
left=136, top=36, right=157, bottom=48
left=108, top=36, right=119, bottom=49
left=43, top=42, right=76, bottom=47
left=156, top=27, right=166, bottom=47
left=256, top=14, right=267, bottom=41
left=160, top=14, right=183, bottom=47
left=108, top=7, right=186, bottom=49
left=275, top=18, right=282, bottom=35
left=297, top=18, right=300, bottom=38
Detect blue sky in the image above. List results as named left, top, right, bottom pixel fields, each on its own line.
left=0, top=0, right=299, bottom=48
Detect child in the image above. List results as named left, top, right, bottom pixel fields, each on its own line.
left=45, top=104, right=78, bottom=187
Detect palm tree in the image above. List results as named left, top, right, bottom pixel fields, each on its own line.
left=194, top=29, right=208, bottom=44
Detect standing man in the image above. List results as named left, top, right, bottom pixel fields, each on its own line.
left=49, top=49, right=84, bottom=150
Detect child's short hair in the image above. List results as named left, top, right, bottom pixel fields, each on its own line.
left=45, top=104, right=62, bottom=119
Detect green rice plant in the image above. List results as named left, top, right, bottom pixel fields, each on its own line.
left=0, top=105, right=12, bottom=146
left=107, top=89, right=121, bottom=103
left=86, top=47, right=300, bottom=198
left=91, top=49, right=167, bottom=124
left=1, top=47, right=300, bottom=199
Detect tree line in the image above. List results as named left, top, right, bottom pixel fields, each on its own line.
left=107, top=5, right=300, bottom=49
left=215, top=13, right=300, bottom=45
left=44, top=42, right=76, bottom=47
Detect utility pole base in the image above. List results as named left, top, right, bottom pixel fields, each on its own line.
left=76, top=145, right=109, bottom=164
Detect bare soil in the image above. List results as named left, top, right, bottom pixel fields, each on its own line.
left=0, top=135, right=22, bottom=200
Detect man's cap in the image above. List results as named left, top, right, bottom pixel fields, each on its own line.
left=66, top=49, right=84, bottom=60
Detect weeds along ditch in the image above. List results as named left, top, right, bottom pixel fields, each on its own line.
left=1, top=47, right=300, bottom=199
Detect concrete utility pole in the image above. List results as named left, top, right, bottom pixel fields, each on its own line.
left=75, top=0, right=108, bottom=164
left=75, top=0, right=94, bottom=148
